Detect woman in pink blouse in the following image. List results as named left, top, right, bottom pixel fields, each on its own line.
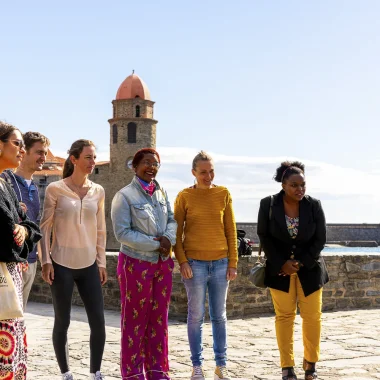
left=40, top=139, right=107, bottom=380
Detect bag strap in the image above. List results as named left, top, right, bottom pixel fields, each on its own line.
left=268, top=195, right=273, bottom=221
left=258, top=195, right=274, bottom=258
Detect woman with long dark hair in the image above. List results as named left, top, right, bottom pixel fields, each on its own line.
left=257, top=161, right=329, bottom=380
left=40, top=139, right=107, bottom=380
left=0, top=121, right=42, bottom=380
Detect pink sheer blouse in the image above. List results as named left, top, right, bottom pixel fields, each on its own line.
left=39, top=180, right=106, bottom=269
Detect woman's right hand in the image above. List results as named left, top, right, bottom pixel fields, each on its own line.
left=279, top=260, right=299, bottom=276
left=180, top=262, right=193, bottom=279
left=154, top=236, right=171, bottom=256
left=13, top=224, right=28, bottom=247
left=42, top=263, right=54, bottom=285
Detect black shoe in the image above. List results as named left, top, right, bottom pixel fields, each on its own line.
left=303, top=358, right=317, bottom=379
left=282, top=367, right=297, bottom=380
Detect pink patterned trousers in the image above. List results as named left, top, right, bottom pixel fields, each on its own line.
left=117, top=253, right=173, bottom=380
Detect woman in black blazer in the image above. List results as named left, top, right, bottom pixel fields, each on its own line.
left=257, top=161, right=328, bottom=380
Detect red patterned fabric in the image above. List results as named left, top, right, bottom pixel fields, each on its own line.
left=0, top=263, right=27, bottom=380
left=117, top=254, right=173, bottom=379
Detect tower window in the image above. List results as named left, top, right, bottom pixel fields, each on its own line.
left=135, top=105, right=140, bottom=117
left=95, top=168, right=99, bottom=174
left=127, top=122, right=137, bottom=143
left=112, top=124, right=118, bottom=144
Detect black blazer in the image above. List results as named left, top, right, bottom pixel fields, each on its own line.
left=257, top=191, right=329, bottom=297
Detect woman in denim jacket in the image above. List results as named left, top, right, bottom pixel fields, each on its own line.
left=111, top=148, right=177, bottom=380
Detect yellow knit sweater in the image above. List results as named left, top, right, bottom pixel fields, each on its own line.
left=174, top=186, right=238, bottom=268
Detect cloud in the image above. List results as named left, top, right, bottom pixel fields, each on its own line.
left=53, top=146, right=380, bottom=223
left=367, top=159, right=380, bottom=175
left=156, top=147, right=380, bottom=223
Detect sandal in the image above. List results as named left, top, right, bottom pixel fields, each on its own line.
left=282, top=367, right=297, bottom=380
left=303, top=358, right=317, bottom=379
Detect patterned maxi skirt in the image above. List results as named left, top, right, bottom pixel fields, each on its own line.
left=0, top=262, right=27, bottom=380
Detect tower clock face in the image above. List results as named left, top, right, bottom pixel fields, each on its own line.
left=126, top=157, right=134, bottom=169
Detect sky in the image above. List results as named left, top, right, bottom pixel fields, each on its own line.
left=1, top=1, right=379, bottom=222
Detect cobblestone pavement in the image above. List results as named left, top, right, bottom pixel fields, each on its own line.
left=25, top=302, right=380, bottom=379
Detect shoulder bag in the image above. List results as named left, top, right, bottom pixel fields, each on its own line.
left=0, top=262, right=23, bottom=320
left=249, top=195, right=274, bottom=288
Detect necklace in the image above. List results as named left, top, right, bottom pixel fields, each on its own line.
left=70, top=176, right=91, bottom=199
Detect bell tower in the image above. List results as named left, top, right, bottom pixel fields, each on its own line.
left=91, top=72, right=158, bottom=250
left=109, top=72, right=157, bottom=184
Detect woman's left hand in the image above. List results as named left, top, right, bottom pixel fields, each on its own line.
left=13, top=224, right=28, bottom=247
left=227, top=267, right=238, bottom=281
left=99, top=267, right=108, bottom=286
left=154, top=236, right=171, bottom=255
left=19, top=202, right=28, bottom=213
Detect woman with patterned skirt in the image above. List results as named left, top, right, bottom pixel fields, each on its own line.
left=0, top=122, right=42, bottom=380
left=111, top=148, right=177, bottom=380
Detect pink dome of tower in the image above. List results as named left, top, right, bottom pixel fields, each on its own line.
left=116, top=73, right=151, bottom=100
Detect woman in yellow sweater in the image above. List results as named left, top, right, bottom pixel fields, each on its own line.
left=174, top=151, right=238, bottom=380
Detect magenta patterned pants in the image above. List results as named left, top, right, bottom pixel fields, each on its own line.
left=117, top=253, right=174, bottom=380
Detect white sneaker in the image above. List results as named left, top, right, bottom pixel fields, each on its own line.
left=214, top=366, right=231, bottom=380
left=90, top=371, right=105, bottom=380
left=62, top=372, right=74, bottom=380
left=191, top=366, right=205, bottom=380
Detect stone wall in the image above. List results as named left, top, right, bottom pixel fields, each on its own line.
left=29, top=253, right=380, bottom=320
left=112, top=99, right=154, bottom=119
left=35, top=174, right=63, bottom=216
left=237, top=223, right=380, bottom=244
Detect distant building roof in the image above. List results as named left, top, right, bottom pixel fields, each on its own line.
left=95, top=161, right=110, bottom=166
left=34, top=169, right=62, bottom=176
left=45, top=149, right=65, bottom=164
left=33, top=149, right=65, bottom=176
left=55, top=156, right=66, bottom=164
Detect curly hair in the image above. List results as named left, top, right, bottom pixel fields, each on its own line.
left=273, top=161, right=305, bottom=183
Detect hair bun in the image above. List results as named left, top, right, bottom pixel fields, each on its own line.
left=273, top=160, right=305, bottom=183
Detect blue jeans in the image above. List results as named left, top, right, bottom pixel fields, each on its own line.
left=183, top=258, right=229, bottom=367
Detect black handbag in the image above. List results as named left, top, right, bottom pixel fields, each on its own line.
left=249, top=195, right=274, bottom=288
left=249, top=251, right=266, bottom=288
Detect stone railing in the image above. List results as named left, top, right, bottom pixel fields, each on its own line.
left=29, top=253, right=380, bottom=320
left=236, top=223, right=380, bottom=245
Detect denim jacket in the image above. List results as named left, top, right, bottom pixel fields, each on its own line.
left=111, top=176, right=177, bottom=263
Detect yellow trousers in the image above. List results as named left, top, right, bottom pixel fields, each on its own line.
left=270, top=274, right=322, bottom=368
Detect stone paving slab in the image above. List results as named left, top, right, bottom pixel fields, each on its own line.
left=24, top=302, right=380, bottom=379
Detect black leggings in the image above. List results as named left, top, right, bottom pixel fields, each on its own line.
left=50, top=261, right=106, bottom=374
